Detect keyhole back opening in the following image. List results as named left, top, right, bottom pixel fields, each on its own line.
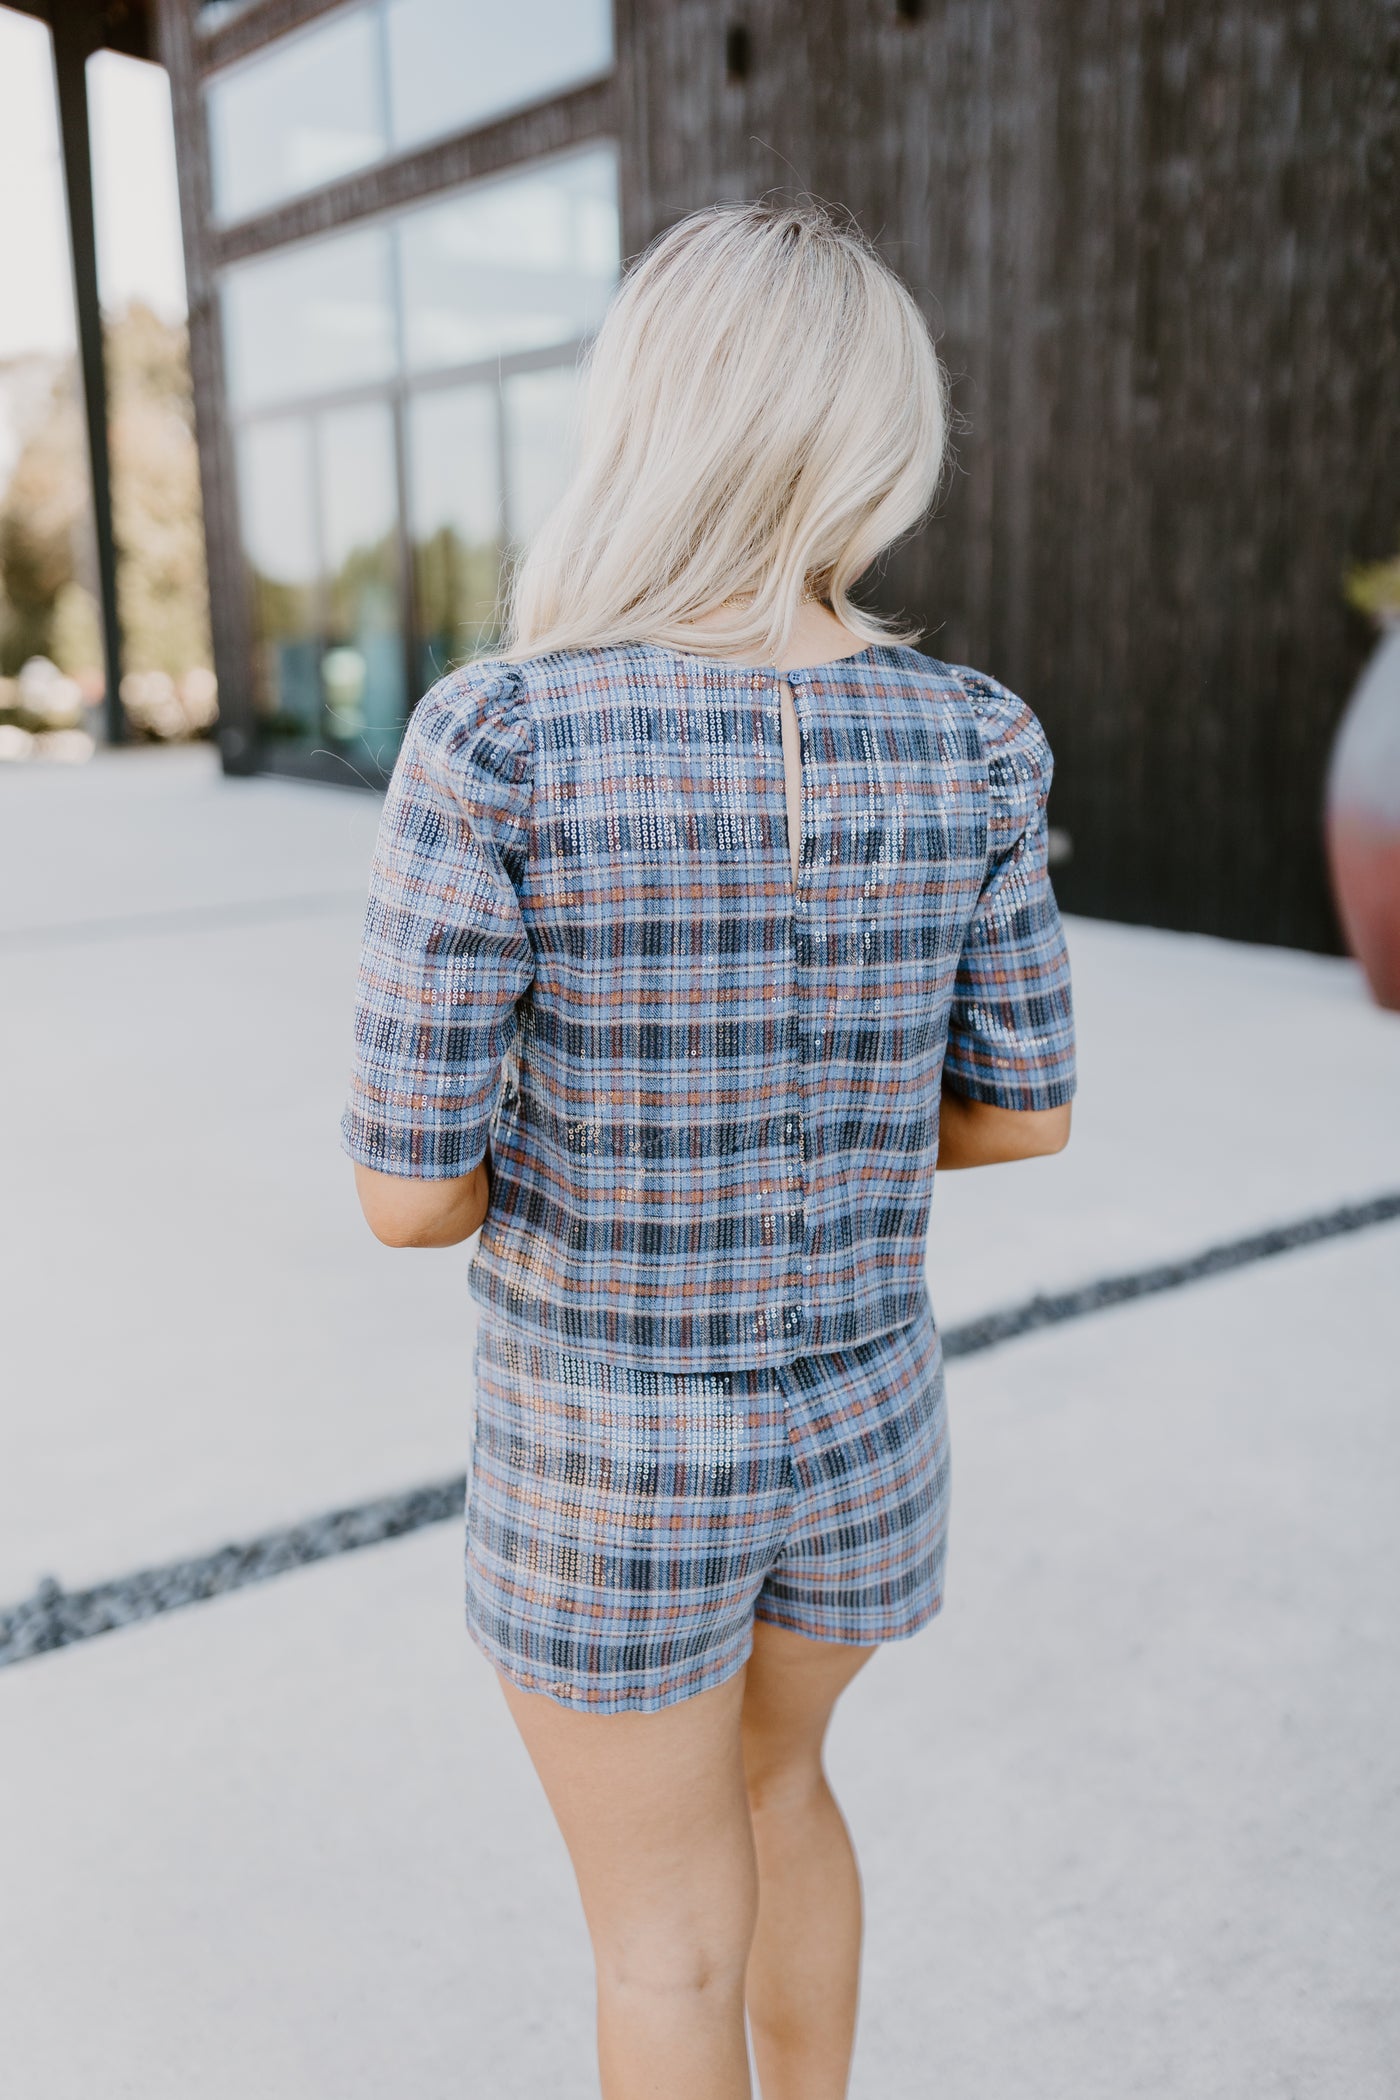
left=779, top=678, right=803, bottom=890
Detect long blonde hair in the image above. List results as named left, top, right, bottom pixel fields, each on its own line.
left=502, top=201, right=948, bottom=664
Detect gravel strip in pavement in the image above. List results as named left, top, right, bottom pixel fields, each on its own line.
left=4, top=1189, right=1397, bottom=1669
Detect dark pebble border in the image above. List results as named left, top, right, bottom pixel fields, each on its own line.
left=941, top=1189, right=1400, bottom=1357
left=0, top=1481, right=468, bottom=1669
left=3, top=1190, right=1397, bottom=1670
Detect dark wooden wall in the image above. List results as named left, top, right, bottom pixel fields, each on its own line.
left=617, top=0, right=1400, bottom=949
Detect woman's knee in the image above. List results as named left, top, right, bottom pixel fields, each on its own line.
left=742, top=1741, right=826, bottom=1822
left=740, top=1697, right=826, bottom=1817
left=594, top=1898, right=757, bottom=2005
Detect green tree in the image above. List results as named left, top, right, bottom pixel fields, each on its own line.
left=0, top=303, right=212, bottom=685
left=105, top=302, right=212, bottom=678
left=0, top=373, right=90, bottom=673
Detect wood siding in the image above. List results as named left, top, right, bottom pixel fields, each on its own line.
left=619, top=0, right=1400, bottom=949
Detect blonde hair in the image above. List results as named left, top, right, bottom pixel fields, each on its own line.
left=502, top=201, right=948, bottom=664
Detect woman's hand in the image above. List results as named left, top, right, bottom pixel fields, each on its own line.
left=353, top=1157, right=491, bottom=1246
left=936, top=1085, right=1071, bottom=1170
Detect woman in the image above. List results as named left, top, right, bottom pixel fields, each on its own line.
left=343, top=203, right=1075, bottom=2100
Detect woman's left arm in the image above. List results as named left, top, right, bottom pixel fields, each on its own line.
left=354, top=1157, right=490, bottom=1247
left=341, top=668, right=535, bottom=1243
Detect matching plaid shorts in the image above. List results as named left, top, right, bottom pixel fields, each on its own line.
left=464, top=1290, right=951, bottom=1712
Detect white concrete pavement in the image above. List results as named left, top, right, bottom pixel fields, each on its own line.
left=3, top=747, right=1398, bottom=1598
left=2, top=1224, right=1397, bottom=2098
left=2, top=746, right=1399, bottom=2098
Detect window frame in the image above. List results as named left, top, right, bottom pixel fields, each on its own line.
left=202, top=0, right=615, bottom=232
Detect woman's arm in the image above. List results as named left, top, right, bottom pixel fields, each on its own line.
left=937, top=1085, right=1071, bottom=1170
left=353, top=1158, right=490, bottom=1247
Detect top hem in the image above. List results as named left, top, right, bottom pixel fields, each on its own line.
left=467, top=1267, right=933, bottom=1372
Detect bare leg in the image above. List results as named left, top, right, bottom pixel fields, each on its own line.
left=740, top=1621, right=875, bottom=2100
left=498, top=1665, right=756, bottom=2100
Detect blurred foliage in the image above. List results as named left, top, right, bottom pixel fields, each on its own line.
left=414, top=523, right=502, bottom=659
left=327, top=536, right=399, bottom=643
left=107, top=304, right=213, bottom=679
left=250, top=569, right=314, bottom=646
left=0, top=380, right=90, bottom=672
left=51, top=577, right=102, bottom=671
left=1344, top=548, right=1400, bottom=625
left=0, top=302, right=212, bottom=683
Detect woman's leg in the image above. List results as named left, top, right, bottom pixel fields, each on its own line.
left=498, top=1665, right=757, bottom=2100
left=740, top=1620, right=876, bottom=2100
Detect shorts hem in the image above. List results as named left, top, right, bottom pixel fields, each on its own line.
left=466, top=1613, right=755, bottom=1715
left=753, top=1584, right=946, bottom=1649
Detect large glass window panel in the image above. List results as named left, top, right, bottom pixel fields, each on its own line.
left=503, top=365, right=581, bottom=543
left=408, top=385, right=503, bottom=686
left=237, top=417, right=321, bottom=731
left=206, top=7, right=385, bottom=223
left=317, top=402, right=406, bottom=761
left=222, top=224, right=396, bottom=411
left=385, top=0, right=612, bottom=155
left=399, top=144, right=619, bottom=373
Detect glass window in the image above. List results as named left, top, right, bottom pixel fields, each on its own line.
left=220, top=142, right=618, bottom=773
left=503, top=365, right=580, bottom=542
left=222, top=223, right=396, bottom=411
left=317, top=402, right=405, bottom=759
left=384, top=0, right=612, bottom=154
left=237, top=417, right=321, bottom=731
left=408, top=386, right=503, bottom=686
left=206, top=7, right=385, bottom=224
left=398, top=144, right=618, bottom=372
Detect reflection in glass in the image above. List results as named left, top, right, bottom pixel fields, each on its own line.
left=318, top=403, right=405, bottom=761
left=385, top=0, right=612, bottom=155
left=206, top=9, right=385, bottom=223
left=399, top=145, right=618, bottom=372
left=504, top=365, right=581, bottom=544
left=409, top=386, right=503, bottom=685
left=238, top=417, right=320, bottom=731
left=222, top=224, right=396, bottom=411
left=222, top=142, right=619, bottom=766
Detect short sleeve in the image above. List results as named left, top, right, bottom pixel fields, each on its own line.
left=943, top=669, right=1077, bottom=1111
left=340, top=663, right=536, bottom=1179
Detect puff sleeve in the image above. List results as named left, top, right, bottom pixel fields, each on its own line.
left=340, top=664, right=535, bottom=1179
left=943, top=669, right=1077, bottom=1111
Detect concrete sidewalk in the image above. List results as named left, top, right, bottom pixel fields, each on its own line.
left=4, top=748, right=1397, bottom=1597
left=2, top=747, right=1399, bottom=2097
left=3, top=1225, right=1397, bottom=2098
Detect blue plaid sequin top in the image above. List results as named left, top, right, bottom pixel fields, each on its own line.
left=342, top=641, right=1077, bottom=1367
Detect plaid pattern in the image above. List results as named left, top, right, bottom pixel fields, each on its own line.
left=342, top=640, right=1075, bottom=1368
left=465, top=1288, right=950, bottom=1710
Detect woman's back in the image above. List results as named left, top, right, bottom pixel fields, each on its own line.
left=342, top=639, right=1075, bottom=1365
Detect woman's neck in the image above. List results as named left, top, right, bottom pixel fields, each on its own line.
left=673, top=595, right=871, bottom=671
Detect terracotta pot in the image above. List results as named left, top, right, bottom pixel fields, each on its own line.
left=1326, top=622, right=1400, bottom=1010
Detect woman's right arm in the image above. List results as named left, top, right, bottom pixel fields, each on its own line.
left=939, top=672, right=1078, bottom=1162
left=937, top=1084, right=1071, bottom=1169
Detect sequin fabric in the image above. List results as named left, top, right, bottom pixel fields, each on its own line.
left=341, top=641, right=1076, bottom=1369
left=465, top=1286, right=949, bottom=1710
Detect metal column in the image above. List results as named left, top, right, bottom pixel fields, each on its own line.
left=49, top=1, right=125, bottom=744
